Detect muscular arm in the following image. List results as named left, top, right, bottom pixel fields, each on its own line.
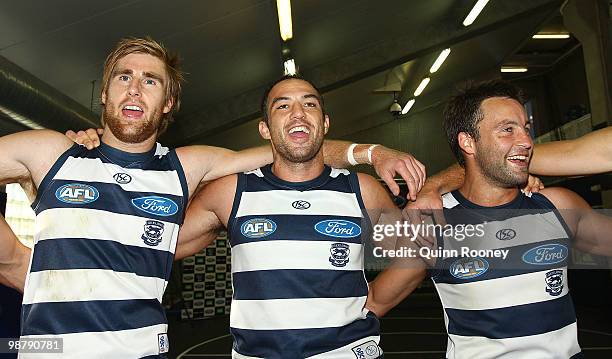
left=325, top=141, right=426, bottom=199
left=70, top=129, right=426, bottom=199
left=175, top=175, right=236, bottom=260
left=417, top=127, right=612, bottom=207
left=0, top=130, right=73, bottom=200
left=530, top=126, right=612, bottom=176
left=358, top=173, right=427, bottom=317
left=541, top=187, right=612, bottom=256
left=0, top=215, right=30, bottom=292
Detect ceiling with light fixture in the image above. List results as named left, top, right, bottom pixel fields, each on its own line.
left=1, top=0, right=578, bottom=154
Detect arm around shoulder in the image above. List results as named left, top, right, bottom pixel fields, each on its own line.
left=356, top=173, right=427, bottom=316
left=540, top=187, right=612, bottom=256
left=175, top=174, right=237, bottom=260
left=531, top=127, right=612, bottom=176
left=0, top=129, right=74, bottom=186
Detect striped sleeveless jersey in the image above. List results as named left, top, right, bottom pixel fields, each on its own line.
left=228, top=165, right=382, bottom=359
left=20, top=142, right=188, bottom=359
left=432, top=190, right=582, bottom=359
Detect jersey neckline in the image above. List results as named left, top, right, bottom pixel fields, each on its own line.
left=260, top=164, right=332, bottom=191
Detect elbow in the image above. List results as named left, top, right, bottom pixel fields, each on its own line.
left=365, top=287, right=392, bottom=318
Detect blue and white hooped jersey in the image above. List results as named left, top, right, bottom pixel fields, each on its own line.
left=432, top=190, right=582, bottom=359
left=20, top=142, right=188, bottom=359
left=228, top=165, right=382, bottom=359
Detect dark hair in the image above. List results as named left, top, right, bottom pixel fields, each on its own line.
left=260, top=74, right=326, bottom=123
left=443, top=80, right=524, bottom=166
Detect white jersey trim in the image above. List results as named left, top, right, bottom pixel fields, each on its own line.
left=446, top=322, right=580, bottom=359
left=54, top=157, right=183, bottom=196
left=232, top=240, right=364, bottom=272
left=230, top=296, right=367, bottom=330
left=329, top=168, right=350, bottom=178
left=442, top=211, right=567, bottom=253
left=434, top=268, right=569, bottom=310
left=307, top=335, right=381, bottom=358
left=19, top=323, right=168, bottom=359
left=236, top=190, right=362, bottom=217
left=36, top=208, right=179, bottom=253
left=23, top=269, right=167, bottom=304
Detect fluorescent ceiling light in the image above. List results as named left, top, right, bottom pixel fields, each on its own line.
left=429, top=48, right=451, bottom=73
left=413, top=78, right=431, bottom=97
left=0, top=104, right=45, bottom=129
left=284, top=58, right=297, bottom=75
left=276, top=0, right=293, bottom=41
left=401, top=99, right=416, bottom=115
left=532, top=33, right=570, bottom=39
left=501, top=67, right=528, bottom=73
left=463, top=0, right=490, bottom=26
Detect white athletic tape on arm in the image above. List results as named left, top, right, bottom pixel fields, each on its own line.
left=347, top=143, right=359, bottom=166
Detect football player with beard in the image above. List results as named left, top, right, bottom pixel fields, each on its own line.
left=0, top=37, right=425, bottom=358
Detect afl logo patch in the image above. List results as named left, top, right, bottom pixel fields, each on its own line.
left=329, top=242, right=350, bottom=267
left=522, top=243, right=568, bottom=265
left=240, top=218, right=277, bottom=238
left=496, top=228, right=516, bottom=240
left=315, top=220, right=361, bottom=238
left=450, top=257, right=489, bottom=280
left=292, top=200, right=311, bottom=210
left=131, top=196, right=179, bottom=217
left=55, top=183, right=99, bottom=204
left=113, top=172, right=132, bottom=184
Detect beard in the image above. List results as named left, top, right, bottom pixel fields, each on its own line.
left=475, top=146, right=529, bottom=187
left=273, top=130, right=325, bottom=164
left=103, top=101, right=161, bottom=144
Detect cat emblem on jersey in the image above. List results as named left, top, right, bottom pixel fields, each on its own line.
left=142, top=220, right=165, bottom=246
left=329, top=242, right=350, bottom=267
left=545, top=270, right=564, bottom=296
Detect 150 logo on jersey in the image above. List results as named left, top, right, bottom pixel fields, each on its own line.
left=315, top=220, right=361, bottom=238
left=131, top=196, right=178, bottom=216
left=55, top=183, right=99, bottom=204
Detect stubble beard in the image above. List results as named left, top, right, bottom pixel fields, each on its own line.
left=274, top=130, right=324, bottom=164
left=475, top=146, right=528, bottom=188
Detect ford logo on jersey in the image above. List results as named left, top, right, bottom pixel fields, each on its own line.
left=241, top=218, right=277, bottom=238
left=131, top=196, right=179, bottom=217
left=522, top=243, right=568, bottom=265
left=55, top=183, right=99, bottom=204
left=314, top=220, right=361, bottom=238
left=450, top=257, right=489, bottom=280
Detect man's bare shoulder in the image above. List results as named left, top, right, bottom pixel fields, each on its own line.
left=3, top=129, right=73, bottom=148
left=175, top=145, right=233, bottom=168
left=174, top=145, right=232, bottom=193
left=0, top=129, right=74, bottom=184
left=175, top=144, right=220, bottom=158
left=539, top=187, right=589, bottom=210
left=195, top=174, right=238, bottom=206
left=192, top=174, right=238, bottom=224
left=356, top=172, right=392, bottom=208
